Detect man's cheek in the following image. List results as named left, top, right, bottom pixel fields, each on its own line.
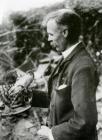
left=50, top=42, right=56, bottom=48
left=50, top=42, right=54, bottom=46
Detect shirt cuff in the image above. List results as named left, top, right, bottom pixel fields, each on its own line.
left=49, top=129, right=54, bottom=140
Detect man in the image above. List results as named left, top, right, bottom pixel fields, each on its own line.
left=12, top=9, right=98, bottom=140
left=35, top=9, right=98, bottom=140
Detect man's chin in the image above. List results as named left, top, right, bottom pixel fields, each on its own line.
left=51, top=44, right=61, bottom=54
left=52, top=47, right=61, bottom=55
left=56, top=50, right=62, bottom=55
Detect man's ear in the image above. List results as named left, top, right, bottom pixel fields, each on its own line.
left=62, top=29, right=68, bottom=38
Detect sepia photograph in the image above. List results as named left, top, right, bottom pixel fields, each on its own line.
left=0, top=0, right=102, bottom=140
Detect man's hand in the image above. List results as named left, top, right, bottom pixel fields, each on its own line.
left=37, top=126, right=54, bottom=140
left=9, top=73, right=33, bottom=95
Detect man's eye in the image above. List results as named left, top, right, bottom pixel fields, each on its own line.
left=49, top=33, right=53, bottom=36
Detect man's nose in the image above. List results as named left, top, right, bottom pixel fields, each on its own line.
left=48, top=35, right=52, bottom=41
left=48, top=37, right=51, bottom=41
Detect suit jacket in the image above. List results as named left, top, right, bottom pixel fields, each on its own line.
left=31, top=42, right=98, bottom=140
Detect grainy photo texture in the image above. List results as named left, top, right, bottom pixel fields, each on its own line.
left=0, top=0, right=102, bottom=140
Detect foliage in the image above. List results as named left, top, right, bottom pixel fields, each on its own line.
left=0, top=0, right=102, bottom=67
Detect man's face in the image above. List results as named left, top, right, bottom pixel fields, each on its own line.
left=47, top=19, right=66, bottom=53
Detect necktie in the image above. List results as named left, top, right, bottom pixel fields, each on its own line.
left=51, top=55, right=64, bottom=78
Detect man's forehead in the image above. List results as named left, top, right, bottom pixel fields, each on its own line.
left=47, top=19, right=66, bottom=31
left=47, top=19, right=59, bottom=32
left=47, top=19, right=58, bottom=28
left=47, top=19, right=68, bottom=33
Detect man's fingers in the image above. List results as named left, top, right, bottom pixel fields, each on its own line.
left=9, top=86, right=22, bottom=95
left=9, top=89, right=14, bottom=95
left=41, top=125, right=47, bottom=129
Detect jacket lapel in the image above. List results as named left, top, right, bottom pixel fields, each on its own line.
left=48, top=42, right=85, bottom=98
left=50, top=56, right=64, bottom=78
left=51, top=42, right=85, bottom=78
left=62, top=42, right=84, bottom=63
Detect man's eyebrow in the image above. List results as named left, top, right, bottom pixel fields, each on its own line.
left=48, top=33, right=53, bottom=36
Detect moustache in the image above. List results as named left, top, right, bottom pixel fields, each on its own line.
left=50, top=42, right=57, bottom=50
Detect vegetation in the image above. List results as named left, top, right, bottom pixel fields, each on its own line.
left=0, top=0, right=102, bottom=140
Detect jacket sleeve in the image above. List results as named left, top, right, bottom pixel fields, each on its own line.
left=51, top=66, right=98, bottom=140
left=31, top=89, right=50, bottom=108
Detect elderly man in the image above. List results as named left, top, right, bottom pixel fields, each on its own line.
left=33, top=9, right=98, bottom=140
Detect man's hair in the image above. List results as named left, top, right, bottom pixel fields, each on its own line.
left=43, top=9, right=81, bottom=44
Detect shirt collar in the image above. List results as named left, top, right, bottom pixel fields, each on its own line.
left=62, top=42, right=80, bottom=59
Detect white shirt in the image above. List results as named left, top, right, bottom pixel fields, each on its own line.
left=62, top=42, right=80, bottom=59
